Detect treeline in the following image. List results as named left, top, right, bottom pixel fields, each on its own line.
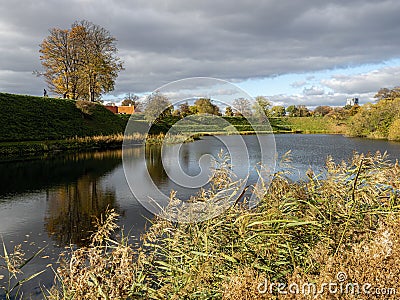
left=122, top=92, right=358, bottom=135
left=120, top=87, right=400, bottom=140
left=134, top=92, right=358, bottom=120
left=140, top=94, right=274, bottom=120
left=347, top=87, right=400, bottom=141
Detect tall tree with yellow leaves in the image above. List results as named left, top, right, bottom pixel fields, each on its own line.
left=39, top=20, right=123, bottom=101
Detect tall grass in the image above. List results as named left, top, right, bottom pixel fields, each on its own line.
left=0, top=241, right=45, bottom=299
left=44, top=209, right=146, bottom=299
left=41, top=151, right=400, bottom=299
left=0, top=133, right=194, bottom=157
left=2, top=151, right=398, bottom=298
left=134, top=152, right=400, bottom=299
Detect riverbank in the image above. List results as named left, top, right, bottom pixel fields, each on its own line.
left=278, top=116, right=347, bottom=134
left=184, top=116, right=346, bottom=134
left=0, top=136, right=125, bottom=162
left=0, top=133, right=194, bottom=161
left=0, top=126, right=344, bottom=161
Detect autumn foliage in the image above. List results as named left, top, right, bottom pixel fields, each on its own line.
left=39, top=20, right=123, bottom=101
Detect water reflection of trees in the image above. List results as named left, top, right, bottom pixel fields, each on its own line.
left=144, top=144, right=193, bottom=185
left=45, top=175, right=118, bottom=247
left=0, top=150, right=124, bottom=197
left=145, top=145, right=168, bottom=184
left=44, top=150, right=127, bottom=247
left=43, top=144, right=194, bottom=246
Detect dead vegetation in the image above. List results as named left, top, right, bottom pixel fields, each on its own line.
left=2, top=151, right=400, bottom=299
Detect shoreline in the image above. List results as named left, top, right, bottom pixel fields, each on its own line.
left=2, top=129, right=396, bottom=162
left=0, top=133, right=193, bottom=162
left=0, top=130, right=343, bottom=162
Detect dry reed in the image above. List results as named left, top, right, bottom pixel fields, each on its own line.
left=3, top=151, right=399, bottom=299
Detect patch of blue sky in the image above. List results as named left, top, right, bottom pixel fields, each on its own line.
left=237, top=58, right=400, bottom=97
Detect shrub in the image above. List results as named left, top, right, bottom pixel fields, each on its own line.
left=76, top=100, right=97, bottom=116
left=388, top=119, right=400, bottom=141
left=348, top=98, right=400, bottom=139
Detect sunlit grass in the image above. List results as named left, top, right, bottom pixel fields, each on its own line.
left=0, top=133, right=194, bottom=157
left=0, top=240, right=45, bottom=300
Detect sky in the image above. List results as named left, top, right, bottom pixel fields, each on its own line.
left=1, top=0, right=400, bottom=108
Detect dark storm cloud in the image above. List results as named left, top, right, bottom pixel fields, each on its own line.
left=1, top=0, right=400, bottom=98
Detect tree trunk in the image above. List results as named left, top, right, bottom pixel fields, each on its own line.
left=89, top=73, right=96, bottom=102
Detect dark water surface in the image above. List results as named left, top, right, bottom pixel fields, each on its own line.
left=1, top=134, right=400, bottom=298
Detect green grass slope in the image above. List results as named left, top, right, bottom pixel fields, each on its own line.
left=281, top=116, right=346, bottom=133
left=223, top=116, right=289, bottom=132
left=0, top=93, right=127, bottom=142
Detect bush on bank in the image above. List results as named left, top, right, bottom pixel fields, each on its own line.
left=347, top=98, right=400, bottom=141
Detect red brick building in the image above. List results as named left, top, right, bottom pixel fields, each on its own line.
left=104, top=105, right=118, bottom=114
left=117, top=105, right=135, bottom=114
left=104, top=105, right=134, bottom=114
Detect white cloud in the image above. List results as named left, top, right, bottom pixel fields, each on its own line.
left=303, top=86, right=325, bottom=96
left=291, top=80, right=307, bottom=88
left=321, top=66, right=400, bottom=94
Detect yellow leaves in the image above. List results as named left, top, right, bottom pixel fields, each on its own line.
left=39, top=20, right=123, bottom=100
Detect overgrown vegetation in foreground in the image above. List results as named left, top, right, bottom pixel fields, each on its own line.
left=1, top=151, right=395, bottom=299
left=1, top=152, right=398, bottom=299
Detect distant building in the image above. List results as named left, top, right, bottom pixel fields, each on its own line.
left=104, top=104, right=134, bottom=114
left=104, top=105, right=118, bottom=114
left=346, top=97, right=359, bottom=106
left=118, top=105, right=135, bottom=114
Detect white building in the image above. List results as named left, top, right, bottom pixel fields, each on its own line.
left=346, top=97, right=359, bottom=106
